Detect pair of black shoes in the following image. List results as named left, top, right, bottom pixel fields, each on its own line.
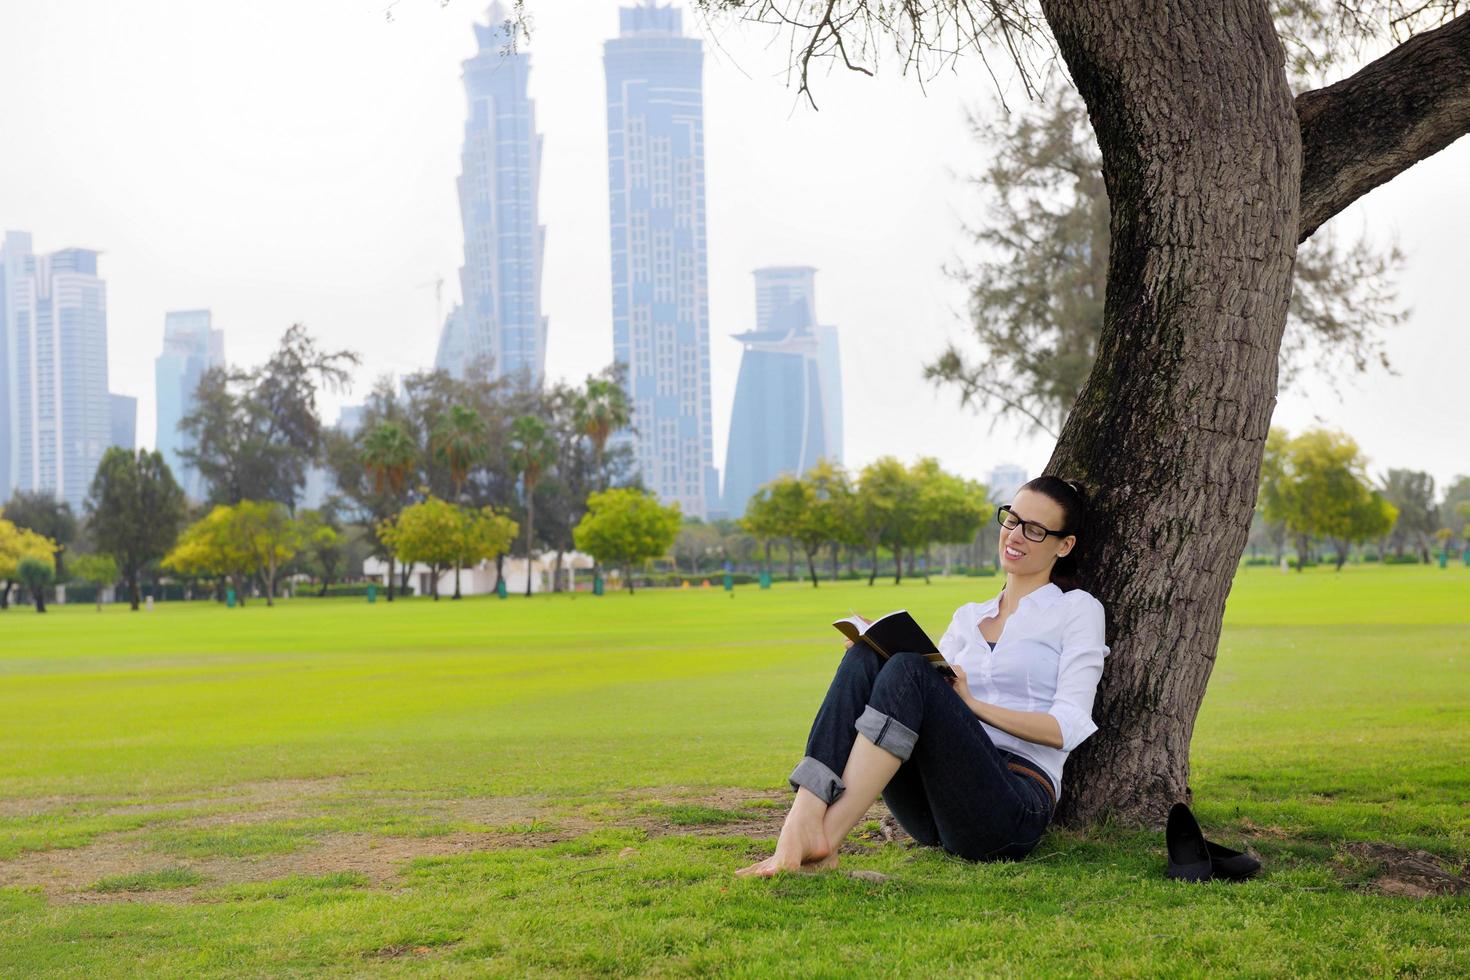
left=1165, top=802, right=1261, bottom=882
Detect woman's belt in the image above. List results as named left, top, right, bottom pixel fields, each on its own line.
left=1006, top=760, right=1057, bottom=811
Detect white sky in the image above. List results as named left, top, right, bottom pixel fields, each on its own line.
left=1, top=0, right=1465, bottom=493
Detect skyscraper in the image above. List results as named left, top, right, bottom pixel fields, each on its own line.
left=109, top=394, right=136, bottom=451
left=721, top=267, right=843, bottom=518
left=155, top=309, right=224, bottom=501
left=605, top=3, right=718, bottom=517
left=435, top=2, right=547, bottom=383
left=0, top=232, right=112, bottom=512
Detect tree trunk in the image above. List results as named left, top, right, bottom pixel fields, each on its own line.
left=0, top=581, right=10, bottom=610
left=33, top=588, right=46, bottom=613
left=454, top=562, right=462, bottom=600
left=129, top=571, right=141, bottom=611
left=764, top=540, right=772, bottom=577
left=830, top=542, right=840, bottom=581
left=892, top=545, right=902, bottom=585
left=1039, top=0, right=1300, bottom=827
left=785, top=540, right=795, bottom=581
left=525, top=494, right=536, bottom=598
left=624, top=562, right=634, bottom=594
left=868, top=546, right=878, bottom=587
left=387, top=554, right=396, bottom=602
left=806, top=549, right=819, bottom=588
left=554, top=550, right=565, bottom=592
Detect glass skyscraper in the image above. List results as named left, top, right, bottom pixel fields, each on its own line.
left=155, top=309, right=224, bottom=501
left=0, top=231, right=112, bottom=512
left=605, top=3, right=718, bottom=518
left=721, top=267, right=843, bottom=518
left=436, top=2, right=547, bottom=383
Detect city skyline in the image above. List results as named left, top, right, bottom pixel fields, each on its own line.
left=0, top=2, right=1465, bottom=495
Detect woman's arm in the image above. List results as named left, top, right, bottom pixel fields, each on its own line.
left=947, top=665, right=1064, bottom=749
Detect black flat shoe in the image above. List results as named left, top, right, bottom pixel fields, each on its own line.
left=1206, top=838, right=1261, bottom=881
left=1165, top=802, right=1212, bottom=882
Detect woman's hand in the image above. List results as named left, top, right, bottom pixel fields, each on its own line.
left=947, top=663, right=973, bottom=706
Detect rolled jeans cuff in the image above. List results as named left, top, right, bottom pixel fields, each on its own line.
left=855, top=705, right=919, bottom=762
left=789, top=756, right=846, bottom=804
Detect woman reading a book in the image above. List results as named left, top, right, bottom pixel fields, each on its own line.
left=737, top=476, right=1108, bottom=876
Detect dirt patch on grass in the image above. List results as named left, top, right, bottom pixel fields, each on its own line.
left=1341, top=841, right=1470, bottom=899
left=0, top=783, right=810, bottom=903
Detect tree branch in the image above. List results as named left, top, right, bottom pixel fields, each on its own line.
left=1297, top=12, right=1470, bottom=241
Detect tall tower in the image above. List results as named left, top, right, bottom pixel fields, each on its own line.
left=0, top=233, right=112, bottom=512
left=436, top=2, right=547, bottom=383
left=721, top=267, right=843, bottom=518
left=155, top=309, right=224, bottom=501
left=605, top=3, right=718, bottom=518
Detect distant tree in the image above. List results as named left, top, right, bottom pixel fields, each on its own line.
left=68, top=553, right=119, bottom=611
left=573, top=488, right=681, bottom=595
left=573, top=365, right=633, bottom=491
left=296, top=507, right=346, bottom=595
left=378, top=496, right=463, bottom=601
left=1437, top=475, right=1470, bottom=548
left=741, top=479, right=800, bottom=580
left=180, top=324, right=358, bottom=507
left=673, top=519, right=725, bottom=577
left=509, top=415, right=557, bottom=597
left=86, top=448, right=187, bottom=610
left=225, top=501, right=304, bottom=606
left=2, top=491, right=77, bottom=579
left=165, top=505, right=256, bottom=605
left=1379, top=469, right=1439, bottom=562
left=17, top=557, right=53, bottom=613
left=453, top=506, right=520, bottom=598
left=1261, top=428, right=1387, bottom=570
left=910, top=459, right=988, bottom=581
left=927, top=87, right=1406, bottom=438
left=855, top=457, right=919, bottom=586
left=432, top=404, right=487, bottom=502
left=0, top=512, right=58, bottom=611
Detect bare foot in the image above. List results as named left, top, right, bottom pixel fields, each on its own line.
left=736, top=795, right=831, bottom=877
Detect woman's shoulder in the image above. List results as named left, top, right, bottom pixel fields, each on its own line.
left=1060, top=587, right=1107, bottom=622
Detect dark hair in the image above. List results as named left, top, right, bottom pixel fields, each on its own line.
left=1017, top=475, right=1089, bottom=592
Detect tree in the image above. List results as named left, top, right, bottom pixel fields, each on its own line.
left=351, top=417, right=418, bottom=600
left=1262, top=428, right=1390, bottom=569
left=573, top=488, right=682, bottom=595
left=927, top=88, right=1405, bottom=436
left=2, top=491, right=77, bottom=579
left=432, top=404, right=487, bottom=501
left=680, top=0, right=1470, bottom=826
left=910, top=459, right=988, bottom=581
left=165, top=505, right=257, bottom=606
left=296, top=506, right=347, bottom=595
left=1442, top=476, right=1470, bottom=548
left=854, top=457, right=920, bottom=586
left=1379, top=468, right=1440, bottom=562
left=17, top=557, right=53, bottom=613
left=509, top=415, right=557, bottom=597
left=232, top=501, right=305, bottom=606
left=378, top=497, right=463, bottom=601
left=86, top=449, right=187, bottom=611
left=573, top=365, right=633, bottom=491
left=454, top=506, right=520, bottom=597
left=0, top=512, right=58, bottom=611
left=179, top=324, right=358, bottom=507
left=68, top=553, right=119, bottom=611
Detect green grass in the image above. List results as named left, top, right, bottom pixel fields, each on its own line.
left=1, top=564, right=1467, bottom=975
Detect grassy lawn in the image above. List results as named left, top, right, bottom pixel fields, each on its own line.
left=1, top=564, right=1467, bottom=976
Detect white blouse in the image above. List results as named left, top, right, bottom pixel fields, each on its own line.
left=937, top=581, right=1109, bottom=799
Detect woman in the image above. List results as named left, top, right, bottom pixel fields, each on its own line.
left=737, top=476, right=1108, bottom=876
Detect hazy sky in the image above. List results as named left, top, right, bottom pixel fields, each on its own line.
left=1, top=0, right=1465, bottom=493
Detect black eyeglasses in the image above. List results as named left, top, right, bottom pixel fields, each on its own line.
left=997, top=505, right=1066, bottom=543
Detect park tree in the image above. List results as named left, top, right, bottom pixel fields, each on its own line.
left=86, top=448, right=187, bottom=611
left=927, top=88, right=1405, bottom=436
left=224, top=501, right=304, bottom=606
left=679, top=0, right=1470, bottom=824
left=295, top=506, right=347, bottom=595
left=432, top=404, right=487, bottom=501
left=180, top=324, right=358, bottom=508
left=573, top=365, right=633, bottom=491
left=453, top=506, right=520, bottom=598
left=910, top=459, right=988, bottom=580
left=2, top=491, right=77, bottom=579
left=348, top=415, right=419, bottom=600
left=0, top=512, right=58, bottom=611
left=573, top=488, right=682, bottom=595
left=855, top=456, right=922, bottom=586
left=165, top=505, right=256, bottom=605
left=1379, top=468, right=1440, bottom=562
left=378, top=496, right=463, bottom=601
left=68, top=553, right=119, bottom=611
left=1262, top=428, right=1393, bottom=569
left=741, top=477, right=805, bottom=580
left=17, top=557, right=53, bottom=613
left=673, top=518, right=725, bottom=577
left=1442, top=475, right=1470, bottom=547
left=509, top=414, right=557, bottom=597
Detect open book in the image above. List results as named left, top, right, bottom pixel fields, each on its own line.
left=832, top=610, right=956, bottom=679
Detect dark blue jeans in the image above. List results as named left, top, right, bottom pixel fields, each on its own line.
left=788, top=640, right=1054, bottom=861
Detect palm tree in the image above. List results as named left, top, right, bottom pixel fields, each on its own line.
left=574, top=373, right=632, bottom=491
left=361, top=422, right=416, bottom=600
left=509, top=414, right=557, bottom=597
left=431, top=404, right=486, bottom=502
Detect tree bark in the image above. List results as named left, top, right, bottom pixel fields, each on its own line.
left=1040, top=0, right=1300, bottom=827
left=1297, top=13, right=1470, bottom=241
left=386, top=554, right=396, bottom=602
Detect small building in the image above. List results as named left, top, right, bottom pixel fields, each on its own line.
left=361, top=551, right=595, bottom=597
